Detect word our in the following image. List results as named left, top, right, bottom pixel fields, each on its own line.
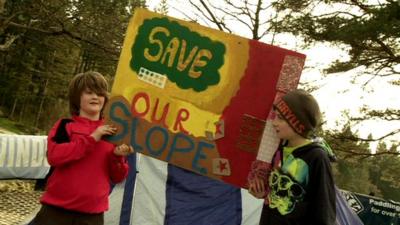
left=107, top=96, right=216, bottom=175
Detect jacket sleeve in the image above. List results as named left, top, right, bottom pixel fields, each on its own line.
left=308, top=149, right=336, bottom=225
left=47, top=120, right=97, bottom=167
left=108, top=153, right=129, bottom=183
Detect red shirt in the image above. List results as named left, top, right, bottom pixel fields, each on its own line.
left=41, top=116, right=129, bottom=213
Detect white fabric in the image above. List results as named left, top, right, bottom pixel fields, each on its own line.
left=130, top=155, right=264, bottom=225
left=4, top=134, right=264, bottom=225
left=105, top=181, right=126, bottom=225
left=0, top=134, right=49, bottom=179
left=131, top=155, right=168, bottom=225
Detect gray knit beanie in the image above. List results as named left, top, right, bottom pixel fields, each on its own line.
left=273, top=89, right=321, bottom=138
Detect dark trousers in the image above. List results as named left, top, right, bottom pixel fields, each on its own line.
left=30, top=204, right=104, bottom=225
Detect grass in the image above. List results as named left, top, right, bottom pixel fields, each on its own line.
left=0, top=117, right=37, bottom=134
left=0, top=117, right=47, bottom=135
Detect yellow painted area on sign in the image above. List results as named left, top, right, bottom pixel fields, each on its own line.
left=112, top=9, right=249, bottom=137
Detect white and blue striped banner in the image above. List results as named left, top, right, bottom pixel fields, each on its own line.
left=2, top=134, right=365, bottom=225
left=106, top=153, right=263, bottom=225
left=104, top=154, right=365, bottom=225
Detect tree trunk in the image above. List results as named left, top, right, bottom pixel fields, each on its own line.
left=9, top=98, right=17, bottom=119
left=74, top=49, right=85, bottom=74
left=18, top=97, right=26, bottom=123
left=35, top=78, right=48, bottom=127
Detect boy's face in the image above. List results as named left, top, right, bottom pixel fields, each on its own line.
left=272, top=110, right=299, bottom=141
left=79, top=88, right=105, bottom=120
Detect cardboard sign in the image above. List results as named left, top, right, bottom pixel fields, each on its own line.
left=104, top=9, right=305, bottom=188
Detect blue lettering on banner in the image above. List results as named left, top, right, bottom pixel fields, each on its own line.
left=130, top=118, right=143, bottom=152
left=167, top=133, right=194, bottom=162
left=193, top=141, right=215, bottom=175
left=108, top=101, right=130, bottom=142
left=107, top=100, right=215, bottom=175
left=146, top=126, right=168, bottom=157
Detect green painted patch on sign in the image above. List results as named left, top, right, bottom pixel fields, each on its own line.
left=131, top=17, right=225, bottom=92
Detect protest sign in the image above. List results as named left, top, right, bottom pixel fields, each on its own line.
left=104, top=8, right=306, bottom=188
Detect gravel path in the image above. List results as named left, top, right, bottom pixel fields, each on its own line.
left=0, top=181, right=42, bottom=225
left=0, top=128, right=42, bottom=224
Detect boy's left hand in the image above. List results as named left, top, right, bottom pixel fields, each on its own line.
left=114, top=144, right=134, bottom=156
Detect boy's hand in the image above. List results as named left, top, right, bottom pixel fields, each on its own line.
left=90, top=124, right=117, bottom=141
left=114, top=144, right=134, bottom=156
left=248, top=177, right=267, bottom=199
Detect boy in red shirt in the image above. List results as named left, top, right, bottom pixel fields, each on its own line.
left=32, top=71, right=134, bottom=225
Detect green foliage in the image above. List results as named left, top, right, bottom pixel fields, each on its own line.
left=272, top=0, right=400, bottom=73
left=322, top=125, right=400, bottom=201
left=0, top=117, right=39, bottom=134
left=0, top=0, right=146, bottom=131
left=322, top=126, right=378, bottom=194
left=368, top=142, right=400, bottom=201
left=271, top=0, right=400, bottom=150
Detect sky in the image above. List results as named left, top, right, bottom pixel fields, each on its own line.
left=146, top=0, right=400, bottom=151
